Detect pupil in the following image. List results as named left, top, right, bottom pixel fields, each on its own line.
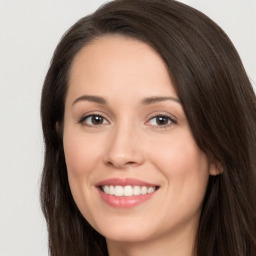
left=157, top=116, right=168, bottom=125
left=92, top=116, right=102, bottom=125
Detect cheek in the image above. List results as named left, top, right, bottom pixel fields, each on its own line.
left=62, top=126, right=105, bottom=221
left=153, top=132, right=208, bottom=171
left=62, top=125, right=104, bottom=207
left=150, top=130, right=210, bottom=202
left=63, top=127, right=103, bottom=177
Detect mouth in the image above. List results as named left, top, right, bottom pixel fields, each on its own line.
left=99, top=185, right=159, bottom=197
left=96, top=178, right=160, bottom=208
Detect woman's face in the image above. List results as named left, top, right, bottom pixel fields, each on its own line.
left=63, top=36, right=215, bottom=246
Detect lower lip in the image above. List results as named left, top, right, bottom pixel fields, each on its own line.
left=98, top=189, right=157, bottom=208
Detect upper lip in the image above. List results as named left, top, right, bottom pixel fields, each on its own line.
left=96, top=178, right=159, bottom=187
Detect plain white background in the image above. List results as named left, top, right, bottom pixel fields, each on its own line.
left=0, top=1, right=255, bottom=255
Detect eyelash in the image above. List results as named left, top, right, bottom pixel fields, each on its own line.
left=145, top=114, right=177, bottom=129
left=79, top=113, right=177, bottom=129
left=79, top=113, right=109, bottom=127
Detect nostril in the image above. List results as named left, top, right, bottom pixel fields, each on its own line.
left=105, top=160, right=137, bottom=168
left=126, top=161, right=137, bottom=165
left=103, top=150, right=145, bottom=168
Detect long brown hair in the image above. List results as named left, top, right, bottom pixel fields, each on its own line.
left=40, top=0, right=256, bottom=255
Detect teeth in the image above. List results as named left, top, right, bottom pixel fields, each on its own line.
left=141, top=186, right=147, bottom=195
left=109, top=185, right=115, bottom=195
left=103, top=185, right=109, bottom=194
left=133, top=186, right=141, bottom=196
left=147, top=186, right=155, bottom=193
left=102, top=185, right=157, bottom=197
left=115, top=186, right=123, bottom=197
left=123, top=185, right=133, bottom=196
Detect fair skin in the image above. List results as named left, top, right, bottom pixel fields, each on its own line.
left=62, top=36, right=217, bottom=256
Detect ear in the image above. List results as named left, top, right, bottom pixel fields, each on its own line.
left=209, top=162, right=224, bottom=176
left=56, top=122, right=60, bottom=133
left=55, top=122, right=63, bottom=137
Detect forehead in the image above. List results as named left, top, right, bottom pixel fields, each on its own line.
left=67, top=35, right=177, bottom=104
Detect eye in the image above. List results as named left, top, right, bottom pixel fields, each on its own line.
left=80, top=114, right=109, bottom=126
left=147, top=115, right=176, bottom=127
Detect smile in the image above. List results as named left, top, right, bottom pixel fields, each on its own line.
left=100, top=185, right=157, bottom=197
left=96, top=178, right=159, bottom=208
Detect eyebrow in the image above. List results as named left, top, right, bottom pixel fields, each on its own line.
left=72, top=95, right=181, bottom=106
left=141, top=96, right=181, bottom=105
left=72, top=95, right=107, bottom=106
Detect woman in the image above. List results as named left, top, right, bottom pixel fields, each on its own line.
left=40, top=0, right=256, bottom=255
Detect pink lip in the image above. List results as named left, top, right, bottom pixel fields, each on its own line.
left=96, top=178, right=157, bottom=187
left=96, top=178, right=159, bottom=208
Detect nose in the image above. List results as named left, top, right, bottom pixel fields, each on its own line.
left=103, top=124, right=145, bottom=169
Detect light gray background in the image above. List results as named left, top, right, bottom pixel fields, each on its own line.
left=0, top=1, right=255, bottom=255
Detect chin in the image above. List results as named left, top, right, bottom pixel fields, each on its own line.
left=92, top=217, right=159, bottom=243
left=103, top=229, right=152, bottom=243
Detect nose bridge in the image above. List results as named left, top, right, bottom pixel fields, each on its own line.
left=104, top=117, right=144, bottom=168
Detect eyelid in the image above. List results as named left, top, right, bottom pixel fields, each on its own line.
left=78, top=111, right=111, bottom=126
left=145, top=112, right=177, bottom=128
left=78, top=111, right=177, bottom=129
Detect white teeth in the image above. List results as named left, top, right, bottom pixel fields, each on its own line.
left=103, top=185, right=109, bottom=194
left=147, top=186, right=155, bottom=193
left=101, top=185, right=157, bottom=196
left=141, top=186, right=147, bottom=195
left=133, top=186, right=141, bottom=196
left=109, top=185, right=115, bottom=195
left=115, top=186, right=124, bottom=196
left=123, top=185, right=133, bottom=196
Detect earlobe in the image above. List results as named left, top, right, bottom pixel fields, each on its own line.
left=209, top=162, right=224, bottom=176
left=56, top=122, right=60, bottom=133
left=56, top=122, right=63, bottom=137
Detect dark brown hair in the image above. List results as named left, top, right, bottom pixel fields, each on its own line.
left=40, top=0, right=256, bottom=255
